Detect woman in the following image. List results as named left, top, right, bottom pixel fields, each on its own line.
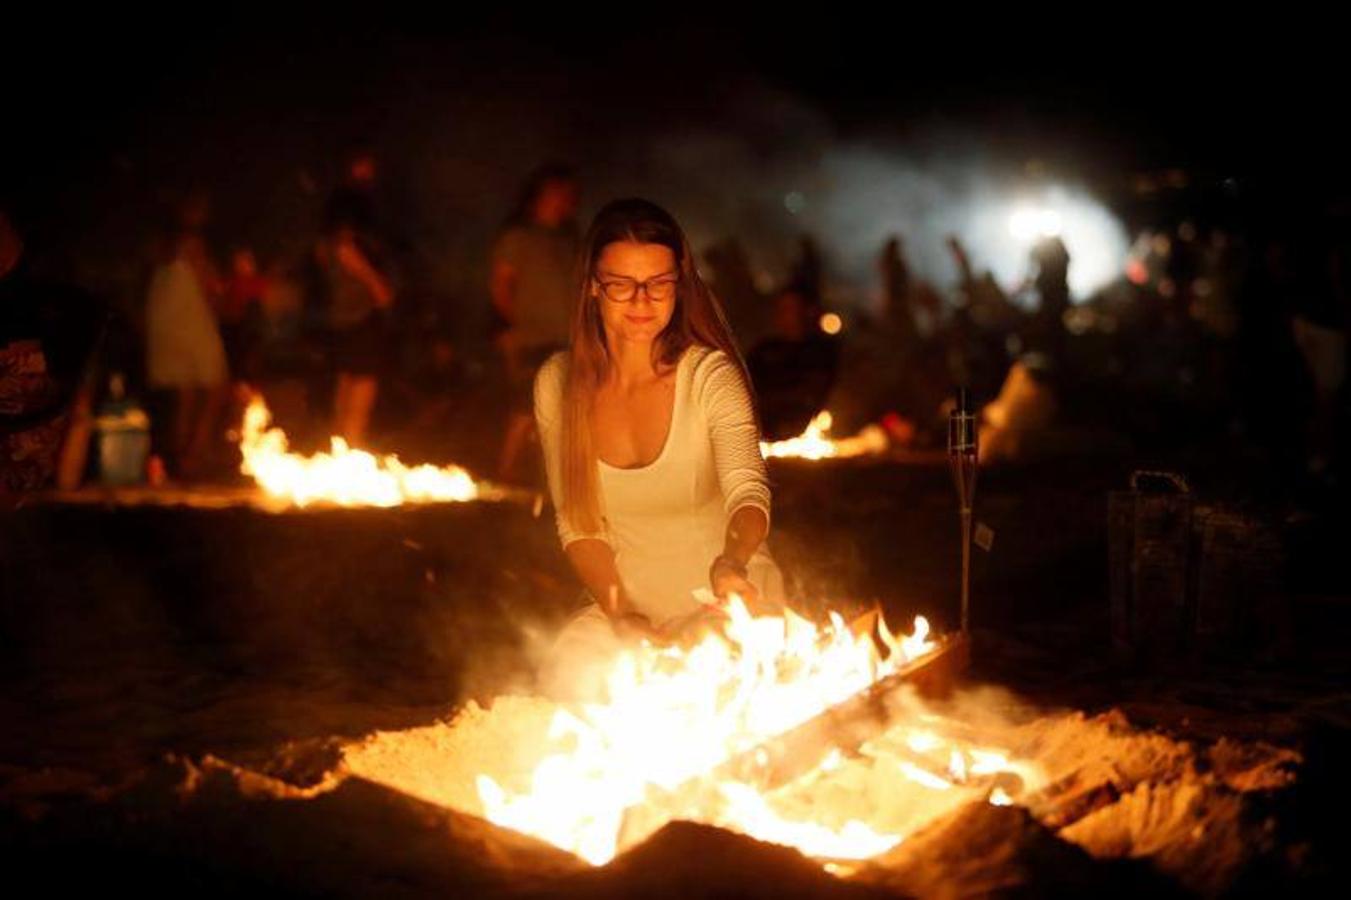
left=533, top=198, right=785, bottom=700
left=144, top=192, right=229, bottom=478
left=313, top=219, right=394, bottom=446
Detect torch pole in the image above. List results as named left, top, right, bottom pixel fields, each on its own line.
left=960, top=505, right=972, bottom=634
left=948, top=387, right=978, bottom=635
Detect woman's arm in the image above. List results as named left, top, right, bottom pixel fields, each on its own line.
left=699, top=350, right=780, bottom=613
left=563, top=538, right=632, bottom=616
left=334, top=236, right=393, bottom=309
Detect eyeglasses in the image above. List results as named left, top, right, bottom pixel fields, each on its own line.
left=594, top=271, right=679, bottom=304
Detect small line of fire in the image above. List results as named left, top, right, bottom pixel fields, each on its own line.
left=760, top=411, right=890, bottom=461
left=238, top=397, right=480, bottom=508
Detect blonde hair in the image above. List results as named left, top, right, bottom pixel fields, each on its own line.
left=561, top=198, right=751, bottom=535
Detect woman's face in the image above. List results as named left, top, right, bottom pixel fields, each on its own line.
left=592, top=241, right=678, bottom=348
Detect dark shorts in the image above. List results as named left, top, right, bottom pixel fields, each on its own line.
left=330, top=312, right=391, bottom=376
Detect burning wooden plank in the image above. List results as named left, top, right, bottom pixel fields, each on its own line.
left=714, top=633, right=971, bottom=790
left=617, top=634, right=970, bottom=849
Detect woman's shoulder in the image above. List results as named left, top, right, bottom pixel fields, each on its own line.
left=532, top=350, right=570, bottom=413
left=687, top=344, right=753, bottom=408
left=687, top=344, right=744, bottom=385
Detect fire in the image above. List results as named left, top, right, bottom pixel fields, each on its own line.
left=470, top=599, right=966, bottom=865
left=759, top=412, right=889, bottom=460
left=238, top=396, right=479, bottom=507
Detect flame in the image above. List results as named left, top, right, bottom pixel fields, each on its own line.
left=759, top=411, right=889, bottom=460
left=476, top=598, right=939, bottom=864
left=238, top=396, right=480, bottom=507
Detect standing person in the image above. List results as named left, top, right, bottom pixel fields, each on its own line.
left=747, top=286, right=840, bottom=439
left=144, top=191, right=229, bottom=479
left=312, top=217, right=394, bottom=447
left=1029, top=235, right=1071, bottom=366
left=491, top=164, right=580, bottom=482
left=1, top=201, right=103, bottom=500
left=220, top=247, right=266, bottom=382
left=533, top=198, right=785, bottom=700
left=323, top=145, right=381, bottom=244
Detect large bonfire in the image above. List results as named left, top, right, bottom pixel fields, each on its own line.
left=344, top=599, right=1042, bottom=869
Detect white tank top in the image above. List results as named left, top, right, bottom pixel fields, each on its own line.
left=534, top=344, right=782, bottom=625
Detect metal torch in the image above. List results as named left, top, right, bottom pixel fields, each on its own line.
left=948, top=387, right=978, bottom=634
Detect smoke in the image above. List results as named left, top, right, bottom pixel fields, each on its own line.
left=29, top=39, right=1130, bottom=335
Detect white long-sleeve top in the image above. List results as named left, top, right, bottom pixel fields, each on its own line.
left=533, top=344, right=782, bottom=625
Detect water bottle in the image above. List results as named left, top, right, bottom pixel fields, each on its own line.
left=95, top=372, right=151, bottom=486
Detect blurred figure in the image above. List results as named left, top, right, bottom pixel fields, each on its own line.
left=1028, top=235, right=1071, bottom=364
left=1289, top=230, right=1347, bottom=479
left=881, top=235, right=920, bottom=352
left=323, top=144, right=381, bottom=244
left=246, top=259, right=318, bottom=430
left=788, top=234, right=824, bottom=305
left=703, top=237, right=766, bottom=343
left=144, top=191, right=229, bottom=479
left=220, top=247, right=266, bottom=384
left=945, top=235, right=1023, bottom=402
left=747, top=287, right=840, bottom=439
left=979, top=354, right=1059, bottom=464
left=490, top=163, right=580, bottom=482
left=311, top=217, right=394, bottom=447
left=1, top=200, right=104, bottom=499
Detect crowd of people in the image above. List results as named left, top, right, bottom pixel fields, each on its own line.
left=2, top=157, right=1348, bottom=506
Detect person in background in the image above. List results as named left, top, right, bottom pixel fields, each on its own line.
left=323, top=145, right=381, bottom=245
left=220, top=247, right=266, bottom=384
left=490, top=164, right=581, bottom=482
left=144, top=191, right=229, bottom=479
left=747, top=286, right=840, bottom=439
left=1, top=200, right=103, bottom=500
left=311, top=213, right=395, bottom=447
left=880, top=235, right=920, bottom=352
left=1028, top=234, right=1071, bottom=366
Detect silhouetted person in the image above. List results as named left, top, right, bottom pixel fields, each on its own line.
left=323, top=146, right=381, bottom=245
left=220, top=247, right=265, bottom=382
left=789, top=235, right=824, bottom=306
left=1, top=201, right=103, bottom=499
left=490, top=163, right=581, bottom=482
left=144, top=191, right=229, bottom=479
left=747, top=287, right=840, bottom=439
left=311, top=217, right=394, bottom=447
left=703, top=237, right=765, bottom=343
left=1029, top=235, right=1071, bottom=366
left=881, top=235, right=920, bottom=352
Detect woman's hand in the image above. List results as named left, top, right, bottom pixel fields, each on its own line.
left=709, top=555, right=787, bottom=619
left=610, top=610, right=662, bottom=644
left=710, top=554, right=759, bottom=609
left=334, top=236, right=393, bottom=309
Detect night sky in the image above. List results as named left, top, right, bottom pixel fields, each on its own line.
left=4, top=12, right=1347, bottom=323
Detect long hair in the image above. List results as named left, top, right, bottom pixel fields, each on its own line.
left=561, top=197, right=752, bottom=535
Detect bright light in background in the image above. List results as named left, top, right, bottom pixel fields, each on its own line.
left=967, top=185, right=1130, bottom=303
left=1007, top=205, right=1063, bottom=242
left=806, top=148, right=1132, bottom=310
left=819, top=312, right=843, bottom=335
